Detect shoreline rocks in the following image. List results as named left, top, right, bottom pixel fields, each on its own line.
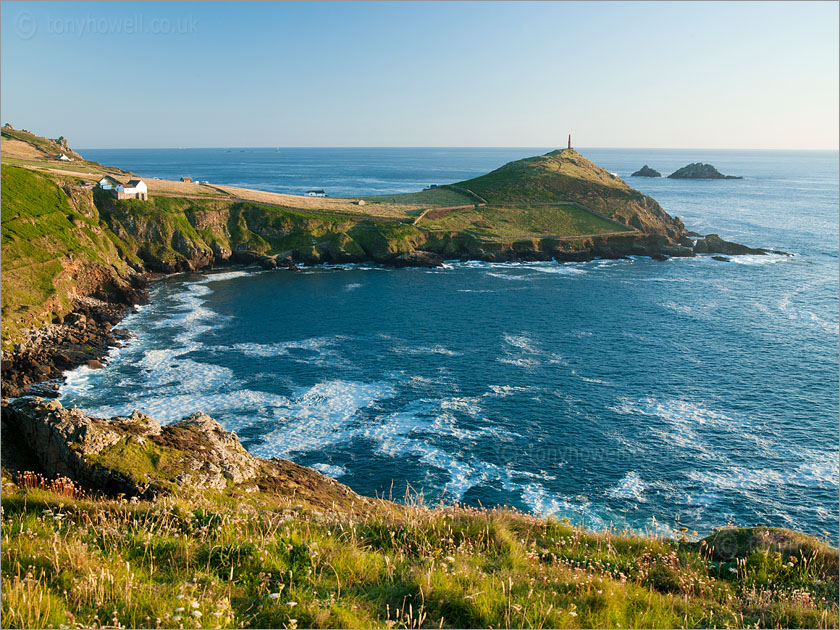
left=1, top=397, right=374, bottom=511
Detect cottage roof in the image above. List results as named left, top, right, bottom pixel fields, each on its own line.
left=126, top=179, right=143, bottom=187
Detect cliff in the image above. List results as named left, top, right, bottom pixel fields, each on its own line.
left=1, top=132, right=774, bottom=390
left=1, top=398, right=837, bottom=629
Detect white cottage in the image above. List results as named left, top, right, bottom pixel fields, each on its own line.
left=56, top=153, right=71, bottom=161
left=115, top=179, right=148, bottom=200
left=98, top=176, right=120, bottom=190
left=306, top=189, right=326, bottom=197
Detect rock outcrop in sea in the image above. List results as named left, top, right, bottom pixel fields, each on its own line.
left=631, top=165, right=662, bottom=177
left=668, top=163, right=743, bottom=179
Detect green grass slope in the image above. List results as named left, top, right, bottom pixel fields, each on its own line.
left=358, top=187, right=475, bottom=208
left=2, top=476, right=837, bottom=629
left=0, top=166, right=132, bottom=344
left=455, top=149, right=686, bottom=240
left=420, top=203, right=629, bottom=238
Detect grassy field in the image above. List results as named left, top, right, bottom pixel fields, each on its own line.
left=418, top=203, right=632, bottom=238
left=358, top=187, right=475, bottom=209
left=2, top=475, right=837, bottom=629
left=455, top=150, right=631, bottom=206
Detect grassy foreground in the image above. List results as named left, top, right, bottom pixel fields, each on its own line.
left=2, top=474, right=837, bottom=629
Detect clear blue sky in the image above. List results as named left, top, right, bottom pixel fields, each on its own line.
left=2, top=1, right=837, bottom=149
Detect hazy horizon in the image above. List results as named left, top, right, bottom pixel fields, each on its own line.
left=3, top=1, right=838, bottom=151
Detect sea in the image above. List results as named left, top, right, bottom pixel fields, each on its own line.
left=64, top=147, right=839, bottom=541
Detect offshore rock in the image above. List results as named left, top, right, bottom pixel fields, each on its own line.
left=668, top=163, right=743, bottom=179
left=631, top=165, right=662, bottom=177
left=694, top=233, right=765, bottom=255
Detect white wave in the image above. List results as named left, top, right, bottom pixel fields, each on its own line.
left=485, top=384, right=536, bottom=398
left=499, top=357, right=542, bottom=368
left=231, top=336, right=338, bottom=357
left=730, top=253, right=792, bottom=266
left=344, top=282, right=362, bottom=291
left=486, top=271, right=531, bottom=281
left=607, top=472, right=646, bottom=502
left=530, top=265, right=586, bottom=275
left=608, top=397, right=744, bottom=458
left=392, top=344, right=462, bottom=357
left=790, top=450, right=840, bottom=487
left=688, top=467, right=784, bottom=491
left=199, top=269, right=258, bottom=283
left=254, top=380, right=396, bottom=458
left=503, top=334, right=538, bottom=353
left=778, top=293, right=838, bottom=334
left=660, top=301, right=695, bottom=316
left=581, top=377, right=613, bottom=385
left=311, top=463, right=347, bottom=478
left=519, top=483, right=606, bottom=528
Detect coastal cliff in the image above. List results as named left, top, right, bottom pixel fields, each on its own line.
left=1, top=398, right=837, bottom=629
left=0, top=133, right=780, bottom=391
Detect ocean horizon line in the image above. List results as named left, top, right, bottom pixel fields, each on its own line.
left=76, top=145, right=840, bottom=153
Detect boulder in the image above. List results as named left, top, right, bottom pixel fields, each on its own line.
left=1, top=399, right=259, bottom=496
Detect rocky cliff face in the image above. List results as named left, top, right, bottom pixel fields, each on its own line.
left=1, top=397, right=375, bottom=511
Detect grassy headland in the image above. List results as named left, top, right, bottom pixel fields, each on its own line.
left=1, top=131, right=689, bottom=350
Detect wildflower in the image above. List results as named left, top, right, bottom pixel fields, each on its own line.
left=268, top=593, right=283, bottom=599
left=175, top=607, right=185, bottom=613
left=172, top=616, right=182, bottom=622
left=728, top=567, right=737, bottom=573
left=212, top=612, right=224, bottom=617
left=445, top=556, right=456, bottom=563
left=190, top=601, right=200, bottom=608
left=288, top=601, right=298, bottom=607
left=191, top=610, right=202, bottom=618
left=176, top=594, right=184, bottom=599
left=569, top=611, right=578, bottom=617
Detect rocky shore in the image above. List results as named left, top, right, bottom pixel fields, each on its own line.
left=1, top=230, right=790, bottom=402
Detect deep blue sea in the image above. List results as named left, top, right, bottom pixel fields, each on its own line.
left=65, top=148, right=839, bottom=541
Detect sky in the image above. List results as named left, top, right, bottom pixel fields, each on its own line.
left=1, top=1, right=838, bottom=149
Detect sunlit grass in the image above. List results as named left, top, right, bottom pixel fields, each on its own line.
left=2, top=473, right=836, bottom=629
